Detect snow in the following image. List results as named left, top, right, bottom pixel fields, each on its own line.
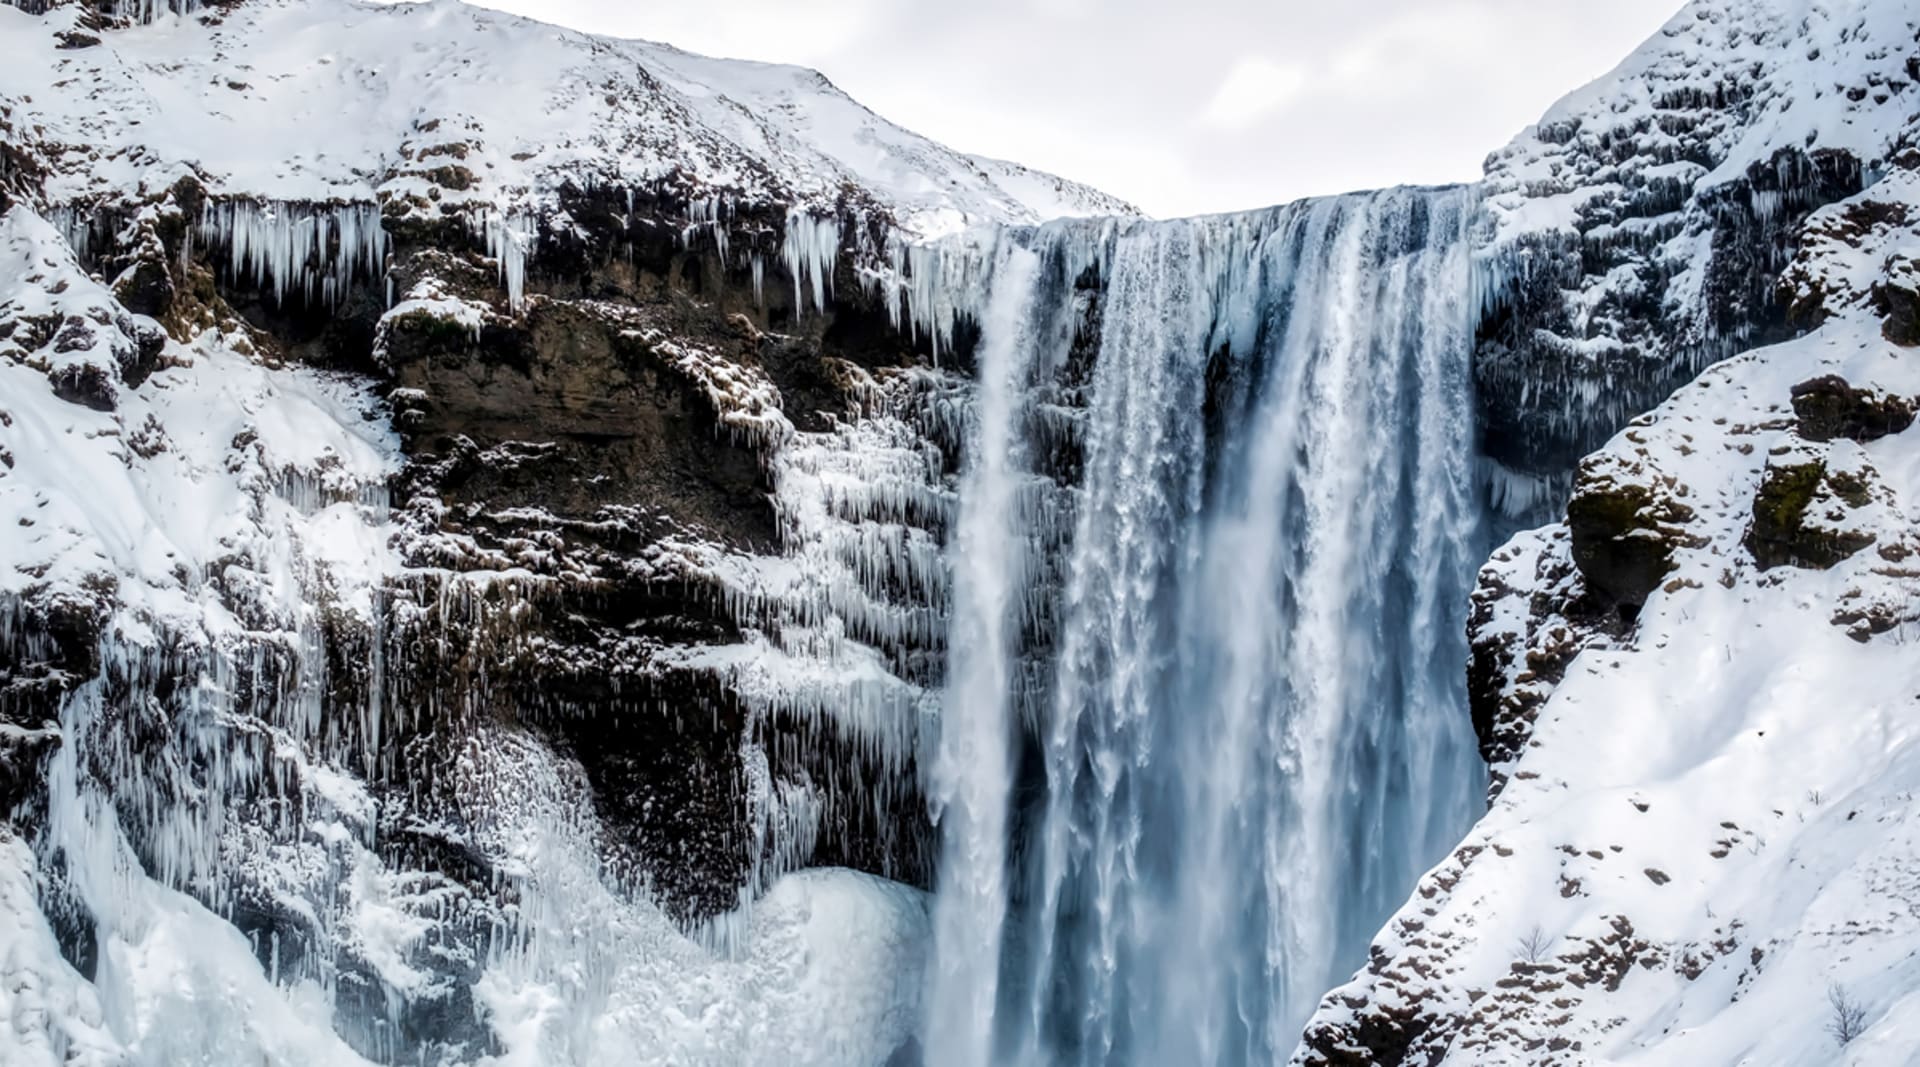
left=0, top=0, right=1135, bottom=240
left=377, top=276, right=493, bottom=350
left=1470, top=0, right=1919, bottom=477
left=0, top=205, right=400, bottom=628
left=1485, top=0, right=1917, bottom=249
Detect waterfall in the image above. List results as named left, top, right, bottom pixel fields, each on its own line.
left=7, top=179, right=1488, bottom=1065
left=920, top=186, right=1488, bottom=1065
left=925, top=240, right=1042, bottom=1064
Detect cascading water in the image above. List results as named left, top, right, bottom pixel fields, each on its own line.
left=920, top=186, right=1488, bottom=1065
left=925, top=241, right=1045, bottom=1065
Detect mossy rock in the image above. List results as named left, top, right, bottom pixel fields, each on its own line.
left=385, top=309, right=479, bottom=357
left=112, top=253, right=175, bottom=321
left=420, top=164, right=477, bottom=192
left=1790, top=374, right=1916, bottom=442
left=1565, top=462, right=1694, bottom=608
left=379, top=196, right=471, bottom=246
left=1744, top=457, right=1877, bottom=570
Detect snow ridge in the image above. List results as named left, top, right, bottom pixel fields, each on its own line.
left=0, top=0, right=1136, bottom=238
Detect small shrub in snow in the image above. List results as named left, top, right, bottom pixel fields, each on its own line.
left=1828, top=983, right=1868, bottom=1046
left=1514, top=924, right=1554, bottom=964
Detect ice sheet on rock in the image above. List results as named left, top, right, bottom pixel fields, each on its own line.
left=0, top=837, right=122, bottom=1067
left=456, top=729, right=929, bottom=1067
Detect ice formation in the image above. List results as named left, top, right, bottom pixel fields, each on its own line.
left=477, top=212, right=534, bottom=313
left=199, top=201, right=389, bottom=309
left=782, top=211, right=841, bottom=317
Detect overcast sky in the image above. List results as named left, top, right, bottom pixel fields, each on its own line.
left=474, top=0, right=1682, bottom=218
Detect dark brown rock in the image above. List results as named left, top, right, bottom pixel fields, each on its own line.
left=1744, top=455, right=1878, bottom=570
left=1875, top=266, right=1920, bottom=346
left=1564, top=459, right=1696, bottom=611
left=1789, top=375, right=1916, bottom=442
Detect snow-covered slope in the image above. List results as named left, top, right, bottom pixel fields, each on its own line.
left=1299, top=118, right=1920, bottom=1067
left=0, top=0, right=1134, bottom=237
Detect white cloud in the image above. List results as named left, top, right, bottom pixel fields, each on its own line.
left=1198, top=56, right=1309, bottom=131
left=463, top=0, right=1685, bottom=218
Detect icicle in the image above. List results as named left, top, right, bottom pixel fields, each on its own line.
left=474, top=210, right=534, bottom=313
left=781, top=209, right=840, bottom=316
left=684, top=195, right=731, bottom=264
left=106, top=0, right=199, bottom=23
left=197, top=200, right=388, bottom=309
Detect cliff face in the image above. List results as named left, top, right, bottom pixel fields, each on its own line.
left=0, top=2, right=1144, bottom=1063
left=1298, top=26, right=1920, bottom=1066
left=1474, top=0, right=1917, bottom=508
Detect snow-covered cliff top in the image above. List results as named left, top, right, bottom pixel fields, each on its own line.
left=1485, top=0, right=1917, bottom=248
left=0, top=0, right=1136, bottom=235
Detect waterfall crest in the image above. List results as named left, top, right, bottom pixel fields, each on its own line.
left=923, top=186, right=1488, bottom=1065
